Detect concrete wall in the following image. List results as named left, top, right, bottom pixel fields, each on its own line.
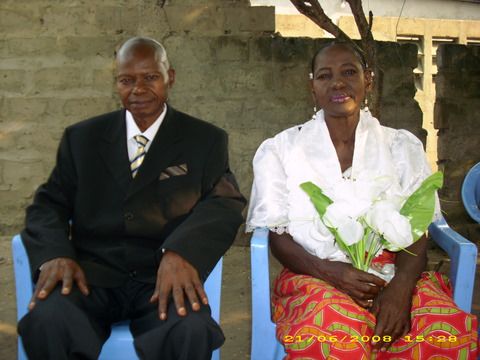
left=0, top=0, right=422, bottom=243
left=435, top=44, right=480, bottom=241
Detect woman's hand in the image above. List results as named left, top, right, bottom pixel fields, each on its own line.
left=269, top=231, right=385, bottom=308
left=370, top=278, right=412, bottom=352
left=370, top=236, right=428, bottom=352
left=324, top=261, right=386, bottom=308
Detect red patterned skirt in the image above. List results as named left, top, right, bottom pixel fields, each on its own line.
left=272, top=268, right=478, bottom=359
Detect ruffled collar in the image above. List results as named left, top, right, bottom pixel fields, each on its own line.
left=298, top=109, right=398, bottom=192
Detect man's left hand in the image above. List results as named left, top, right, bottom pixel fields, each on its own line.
left=150, top=250, right=208, bottom=320
left=370, top=279, right=412, bottom=352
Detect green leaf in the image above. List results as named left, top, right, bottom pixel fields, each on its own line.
left=300, top=181, right=333, bottom=217
left=400, top=172, right=443, bottom=241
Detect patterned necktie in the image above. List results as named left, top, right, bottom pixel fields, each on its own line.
left=130, top=135, right=149, bottom=178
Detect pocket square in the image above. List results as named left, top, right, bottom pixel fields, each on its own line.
left=159, top=163, right=188, bottom=180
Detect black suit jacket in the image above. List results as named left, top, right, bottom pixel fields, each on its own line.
left=22, top=107, right=245, bottom=287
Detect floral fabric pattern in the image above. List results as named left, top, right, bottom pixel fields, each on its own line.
left=273, top=268, right=478, bottom=359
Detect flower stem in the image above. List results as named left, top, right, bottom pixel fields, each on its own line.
left=364, top=232, right=380, bottom=270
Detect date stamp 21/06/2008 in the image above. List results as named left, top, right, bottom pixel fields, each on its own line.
left=283, top=335, right=458, bottom=344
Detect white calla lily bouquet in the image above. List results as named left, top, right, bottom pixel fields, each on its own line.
left=300, top=172, right=443, bottom=279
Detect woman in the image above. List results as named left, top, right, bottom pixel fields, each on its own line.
left=247, top=41, right=478, bottom=359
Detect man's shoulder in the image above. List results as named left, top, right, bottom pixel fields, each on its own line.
left=171, top=108, right=226, bottom=137
left=66, top=110, right=123, bottom=134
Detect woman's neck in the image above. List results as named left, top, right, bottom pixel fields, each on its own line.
left=324, top=113, right=360, bottom=173
left=325, top=114, right=360, bottom=145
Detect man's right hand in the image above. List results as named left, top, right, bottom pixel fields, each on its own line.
left=29, top=257, right=89, bottom=310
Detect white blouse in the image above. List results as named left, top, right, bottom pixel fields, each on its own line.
left=246, top=109, right=438, bottom=263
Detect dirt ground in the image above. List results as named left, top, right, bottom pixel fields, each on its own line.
left=1, top=236, right=478, bottom=360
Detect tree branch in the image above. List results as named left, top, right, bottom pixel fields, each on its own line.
left=345, top=0, right=375, bottom=68
left=346, top=0, right=371, bottom=40
left=368, top=10, right=373, bottom=32
left=290, top=0, right=351, bottom=42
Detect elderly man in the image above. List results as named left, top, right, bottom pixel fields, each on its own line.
left=18, top=36, right=245, bottom=360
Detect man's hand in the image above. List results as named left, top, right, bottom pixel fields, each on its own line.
left=370, top=279, right=412, bottom=352
left=150, top=250, right=208, bottom=320
left=324, top=261, right=386, bottom=308
left=29, top=257, right=89, bottom=310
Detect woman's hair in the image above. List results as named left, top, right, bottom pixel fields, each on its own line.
left=310, top=40, right=368, bottom=73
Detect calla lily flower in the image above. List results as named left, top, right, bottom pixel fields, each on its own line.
left=323, top=203, right=364, bottom=246
left=366, top=200, right=413, bottom=251
left=300, top=172, right=442, bottom=277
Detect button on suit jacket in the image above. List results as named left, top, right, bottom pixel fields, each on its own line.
left=22, top=106, right=245, bottom=287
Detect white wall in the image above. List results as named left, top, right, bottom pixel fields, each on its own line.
left=251, top=0, right=480, bottom=21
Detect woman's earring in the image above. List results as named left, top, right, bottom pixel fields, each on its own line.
left=363, top=97, right=369, bottom=112
left=312, top=105, right=318, bottom=120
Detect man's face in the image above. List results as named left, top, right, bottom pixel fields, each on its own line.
left=116, top=45, right=174, bottom=129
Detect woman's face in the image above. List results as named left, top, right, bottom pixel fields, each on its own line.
left=311, top=44, right=371, bottom=120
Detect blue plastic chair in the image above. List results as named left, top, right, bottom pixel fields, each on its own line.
left=250, top=217, right=478, bottom=360
left=12, top=234, right=223, bottom=360
left=462, top=162, right=480, bottom=224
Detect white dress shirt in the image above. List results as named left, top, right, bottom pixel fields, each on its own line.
left=126, top=104, right=167, bottom=161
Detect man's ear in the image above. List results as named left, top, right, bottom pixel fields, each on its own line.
left=167, top=68, right=176, bottom=87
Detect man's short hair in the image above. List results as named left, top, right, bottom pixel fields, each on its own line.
left=117, top=37, right=170, bottom=83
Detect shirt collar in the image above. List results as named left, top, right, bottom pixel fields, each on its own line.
left=126, top=104, right=167, bottom=143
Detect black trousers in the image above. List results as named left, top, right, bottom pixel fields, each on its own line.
left=17, top=279, right=224, bottom=360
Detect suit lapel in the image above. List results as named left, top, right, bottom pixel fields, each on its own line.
left=98, top=110, right=132, bottom=195
left=126, top=106, right=183, bottom=200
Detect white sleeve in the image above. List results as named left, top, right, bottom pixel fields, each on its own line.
left=392, top=130, right=441, bottom=220
left=246, top=138, right=289, bottom=233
